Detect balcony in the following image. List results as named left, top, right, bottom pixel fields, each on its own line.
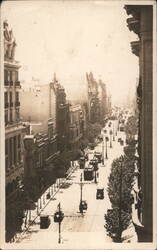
left=15, top=101, right=20, bottom=107
left=15, top=81, right=21, bottom=87
left=131, top=41, right=140, bottom=57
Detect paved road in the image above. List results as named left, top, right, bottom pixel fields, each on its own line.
left=12, top=120, right=126, bottom=248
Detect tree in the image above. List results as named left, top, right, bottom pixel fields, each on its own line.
left=105, top=155, right=135, bottom=242
left=105, top=208, right=131, bottom=242
left=125, top=115, right=138, bottom=140
left=86, top=122, right=102, bottom=143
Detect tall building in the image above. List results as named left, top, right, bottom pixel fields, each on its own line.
left=125, top=5, right=153, bottom=242
left=86, top=72, right=110, bottom=124
left=52, top=74, right=70, bottom=152
left=4, top=20, right=27, bottom=197
left=98, top=79, right=108, bottom=124
left=4, top=21, right=30, bottom=242
left=69, top=104, right=84, bottom=152
left=86, top=72, right=101, bottom=124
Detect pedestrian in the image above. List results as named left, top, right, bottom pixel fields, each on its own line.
left=97, top=172, right=99, bottom=179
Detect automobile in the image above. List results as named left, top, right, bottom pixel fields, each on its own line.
left=120, top=140, right=124, bottom=146
left=94, top=152, right=102, bottom=163
left=79, top=200, right=88, bottom=212
left=119, top=126, right=124, bottom=132
left=40, top=215, right=51, bottom=229
left=96, top=188, right=104, bottom=199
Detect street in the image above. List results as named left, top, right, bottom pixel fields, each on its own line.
left=12, top=120, right=126, bottom=248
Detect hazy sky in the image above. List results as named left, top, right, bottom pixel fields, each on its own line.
left=2, top=1, right=139, bottom=104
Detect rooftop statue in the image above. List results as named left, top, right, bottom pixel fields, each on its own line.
left=4, top=20, right=16, bottom=60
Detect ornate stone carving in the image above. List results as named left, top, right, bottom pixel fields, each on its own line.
left=3, top=20, right=16, bottom=60
left=131, top=41, right=140, bottom=57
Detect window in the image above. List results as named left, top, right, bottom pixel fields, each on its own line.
left=10, top=71, right=13, bottom=82
left=16, top=108, right=20, bottom=121
left=8, top=71, right=10, bottom=82
left=4, top=70, right=8, bottom=83
left=9, top=138, right=12, bottom=166
left=13, top=136, right=17, bottom=164
left=16, top=92, right=19, bottom=102
left=10, top=109, right=13, bottom=122
left=4, top=92, right=8, bottom=108
left=5, top=139, right=9, bottom=170
left=9, top=92, right=12, bottom=105
left=15, top=71, right=18, bottom=82
left=5, top=92, right=8, bottom=103
left=18, top=135, right=21, bottom=148
left=5, top=110, right=8, bottom=125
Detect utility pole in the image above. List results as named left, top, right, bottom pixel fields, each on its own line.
left=118, top=159, right=123, bottom=242
left=80, top=173, right=83, bottom=204
left=58, top=203, right=61, bottom=244
left=105, top=136, right=108, bottom=159
left=102, top=136, right=104, bottom=164
left=94, top=170, right=97, bottom=184
left=113, top=123, right=115, bottom=141
left=79, top=173, right=83, bottom=214
left=110, top=130, right=112, bottom=148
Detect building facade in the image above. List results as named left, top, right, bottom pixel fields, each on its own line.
left=4, top=20, right=27, bottom=197
left=98, top=79, right=108, bottom=124
left=125, top=5, right=153, bottom=242
left=20, top=83, right=56, bottom=135
left=52, top=75, right=70, bottom=152
left=86, top=72, right=100, bottom=124
left=69, top=104, right=84, bottom=151
left=86, top=72, right=110, bottom=124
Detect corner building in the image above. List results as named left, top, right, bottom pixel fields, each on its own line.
left=125, top=5, right=153, bottom=242
left=4, top=21, right=27, bottom=197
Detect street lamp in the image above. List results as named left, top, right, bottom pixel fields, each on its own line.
left=102, top=136, right=104, bottom=164
left=105, top=136, right=109, bottom=159
left=80, top=173, right=83, bottom=214
left=109, top=130, right=113, bottom=148
left=54, top=203, right=64, bottom=244
left=113, top=123, right=115, bottom=141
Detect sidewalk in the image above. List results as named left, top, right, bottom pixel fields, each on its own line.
left=15, top=161, right=78, bottom=241
left=122, top=221, right=138, bottom=242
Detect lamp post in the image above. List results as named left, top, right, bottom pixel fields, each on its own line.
left=58, top=203, right=61, bottom=244
left=102, top=136, right=104, bottom=164
left=79, top=173, right=83, bottom=214
left=105, top=136, right=109, bottom=159
left=113, top=123, right=115, bottom=141
left=109, top=130, right=113, bottom=148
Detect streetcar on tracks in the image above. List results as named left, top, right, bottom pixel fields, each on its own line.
left=83, top=164, right=94, bottom=181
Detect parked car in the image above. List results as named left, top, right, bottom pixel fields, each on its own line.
left=94, top=152, right=102, bottom=163
left=120, top=140, right=124, bottom=146
left=96, top=188, right=104, bottom=199
left=40, top=215, right=51, bottom=229
left=118, top=137, right=121, bottom=142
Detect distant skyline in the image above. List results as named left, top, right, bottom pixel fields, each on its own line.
left=2, top=1, right=139, bottom=105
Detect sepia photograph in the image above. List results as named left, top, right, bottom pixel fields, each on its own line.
left=0, top=0, right=156, bottom=249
